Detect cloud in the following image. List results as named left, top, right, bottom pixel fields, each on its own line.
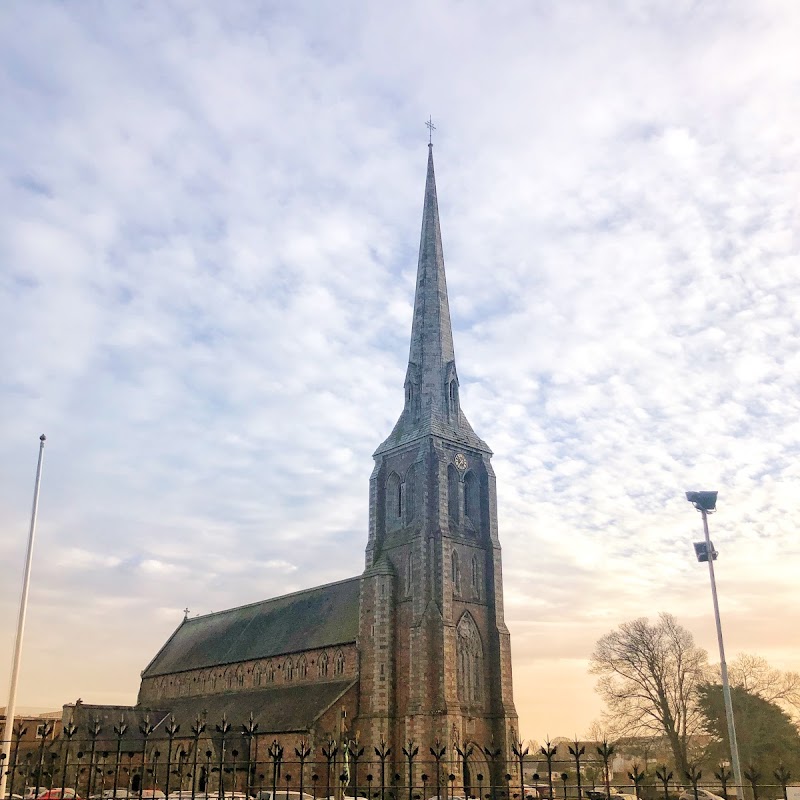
left=1, top=0, right=798, bottom=738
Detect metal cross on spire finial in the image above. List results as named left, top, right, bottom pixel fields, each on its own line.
left=426, top=116, right=436, bottom=145
left=183, top=607, right=190, bottom=620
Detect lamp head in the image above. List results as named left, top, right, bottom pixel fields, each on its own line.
left=685, top=490, right=718, bottom=512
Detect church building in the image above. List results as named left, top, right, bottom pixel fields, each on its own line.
left=67, top=144, right=518, bottom=792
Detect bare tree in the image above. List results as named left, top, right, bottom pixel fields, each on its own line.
left=727, top=653, right=800, bottom=718
left=589, top=613, right=709, bottom=777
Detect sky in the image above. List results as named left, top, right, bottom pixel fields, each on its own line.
left=1, top=0, right=799, bottom=743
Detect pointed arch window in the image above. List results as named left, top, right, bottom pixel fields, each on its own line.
left=387, top=472, right=403, bottom=524
left=448, top=464, right=460, bottom=521
left=452, top=551, right=462, bottom=595
left=464, top=471, right=479, bottom=525
left=405, top=550, right=414, bottom=596
left=471, top=553, right=481, bottom=600
left=267, top=661, right=275, bottom=682
left=447, top=379, right=460, bottom=420
left=334, top=650, right=345, bottom=676
left=297, top=655, right=308, bottom=679
left=283, top=659, right=294, bottom=681
left=456, top=612, right=484, bottom=705
left=318, top=652, right=329, bottom=678
left=404, top=465, right=416, bottom=522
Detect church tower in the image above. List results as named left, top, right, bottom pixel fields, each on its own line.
left=357, top=145, right=518, bottom=782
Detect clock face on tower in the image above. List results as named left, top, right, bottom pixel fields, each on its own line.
left=453, top=453, right=468, bottom=471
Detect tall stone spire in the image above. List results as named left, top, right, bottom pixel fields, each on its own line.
left=407, top=143, right=456, bottom=408
left=375, top=146, right=488, bottom=455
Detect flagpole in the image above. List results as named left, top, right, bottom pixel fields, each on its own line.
left=0, top=434, right=47, bottom=800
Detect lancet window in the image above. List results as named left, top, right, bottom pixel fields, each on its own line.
left=456, top=612, right=484, bottom=705
left=448, top=464, right=460, bottom=521
left=318, top=652, right=329, bottom=677
left=334, top=649, right=345, bottom=676
left=464, top=470, right=479, bottom=524
left=452, top=551, right=462, bottom=595
left=471, top=553, right=481, bottom=599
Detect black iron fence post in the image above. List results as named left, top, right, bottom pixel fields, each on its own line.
left=33, top=719, right=53, bottom=796
left=596, top=741, right=615, bottom=800
left=165, top=716, right=180, bottom=799
left=628, top=765, right=645, bottom=800
left=242, top=713, right=258, bottom=799
left=190, top=715, right=206, bottom=800
left=774, top=765, right=791, bottom=800
left=483, top=745, right=501, bottom=800
left=139, top=717, right=154, bottom=800
left=510, top=736, right=528, bottom=800
left=323, top=737, right=337, bottom=800
left=403, top=740, right=418, bottom=800
left=112, top=717, right=128, bottom=798
left=431, top=740, right=446, bottom=800
left=540, top=742, right=557, bottom=800
left=61, top=720, right=78, bottom=796
left=347, top=739, right=364, bottom=800
left=86, top=719, right=103, bottom=800
left=375, top=735, right=391, bottom=800
left=8, top=721, right=28, bottom=799
left=714, top=764, right=731, bottom=800
left=269, top=739, right=284, bottom=800
left=568, top=742, right=584, bottom=800
left=215, top=715, right=231, bottom=800
left=685, top=764, right=702, bottom=800
left=655, top=765, right=672, bottom=800
left=296, top=737, right=312, bottom=800
left=744, top=765, right=761, bottom=800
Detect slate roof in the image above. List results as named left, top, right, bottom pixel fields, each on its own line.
left=154, top=681, right=356, bottom=735
left=63, top=703, right=171, bottom=752
left=142, top=578, right=360, bottom=678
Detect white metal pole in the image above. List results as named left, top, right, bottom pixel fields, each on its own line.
left=0, top=434, right=47, bottom=800
left=701, top=508, right=744, bottom=800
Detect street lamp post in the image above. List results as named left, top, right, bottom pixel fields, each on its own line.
left=685, top=491, right=744, bottom=800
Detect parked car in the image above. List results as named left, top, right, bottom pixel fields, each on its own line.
left=37, top=791, right=82, bottom=800
left=678, top=791, right=724, bottom=800
left=254, top=792, right=315, bottom=800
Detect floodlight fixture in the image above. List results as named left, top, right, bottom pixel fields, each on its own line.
left=685, top=490, right=718, bottom=513
left=693, top=541, right=718, bottom=563
left=683, top=488, right=744, bottom=800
